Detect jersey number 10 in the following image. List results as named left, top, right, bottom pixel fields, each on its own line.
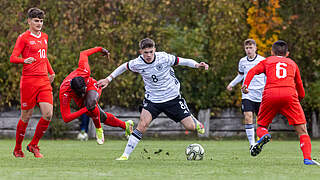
left=276, top=62, right=287, bottom=79
left=38, top=49, right=46, bottom=58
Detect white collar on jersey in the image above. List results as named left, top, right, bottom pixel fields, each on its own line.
left=30, top=31, right=42, bottom=38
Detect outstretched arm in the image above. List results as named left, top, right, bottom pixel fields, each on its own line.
left=242, top=61, right=265, bottom=94
left=97, top=62, right=128, bottom=89
left=178, top=57, right=209, bottom=70
left=60, top=95, right=89, bottom=123
left=78, top=47, right=110, bottom=70
left=227, top=73, right=244, bottom=91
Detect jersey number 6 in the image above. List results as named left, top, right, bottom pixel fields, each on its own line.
left=276, top=62, right=287, bottom=79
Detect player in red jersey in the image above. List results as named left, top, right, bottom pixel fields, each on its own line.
left=10, top=8, right=55, bottom=158
left=59, top=47, right=134, bottom=145
left=242, top=40, right=319, bottom=165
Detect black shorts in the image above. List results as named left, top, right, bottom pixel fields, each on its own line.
left=142, top=96, right=191, bottom=122
left=241, top=99, right=261, bottom=115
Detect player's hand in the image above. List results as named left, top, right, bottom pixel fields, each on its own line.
left=101, top=48, right=110, bottom=59
left=196, top=62, right=209, bottom=70
left=24, top=57, right=36, bottom=64
left=226, top=85, right=233, bottom=91
left=241, top=85, right=249, bottom=94
left=49, top=74, right=55, bottom=83
left=97, top=78, right=110, bottom=89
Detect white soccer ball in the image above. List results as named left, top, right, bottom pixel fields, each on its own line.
left=77, top=132, right=88, bottom=141
left=185, top=143, right=204, bottom=160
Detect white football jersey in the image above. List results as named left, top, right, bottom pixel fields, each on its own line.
left=238, top=54, right=266, bottom=102
left=128, top=52, right=180, bottom=103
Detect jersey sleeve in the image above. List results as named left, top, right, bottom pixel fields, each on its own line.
left=294, top=63, right=305, bottom=99
left=46, top=59, right=55, bottom=75
left=243, top=60, right=266, bottom=87
left=127, top=59, right=139, bottom=72
left=166, top=53, right=178, bottom=66
left=10, top=34, right=26, bottom=64
left=238, top=60, right=244, bottom=75
left=78, top=47, right=102, bottom=70
left=60, top=93, right=88, bottom=123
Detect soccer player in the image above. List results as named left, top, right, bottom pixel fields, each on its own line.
left=242, top=40, right=320, bottom=165
left=10, top=8, right=55, bottom=158
left=97, top=38, right=208, bottom=160
left=227, top=39, right=265, bottom=150
left=59, top=47, right=134, bottom=144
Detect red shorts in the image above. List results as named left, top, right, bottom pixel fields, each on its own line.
left=20, top=76, right=53, bottom=110
left=257, top=88, right=306, bottom=126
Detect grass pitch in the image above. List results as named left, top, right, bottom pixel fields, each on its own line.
left=0, top=139, right=320, bottom=180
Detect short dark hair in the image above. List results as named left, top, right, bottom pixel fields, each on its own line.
left=28, top=8, right=45, bottom=19
left=70, top=76, right=86, bottom=96
left=139, top=38, right=155, bottom=49
left=272, top=40, right=288, bottom=56
left=244, top=39, right=256, bottom=46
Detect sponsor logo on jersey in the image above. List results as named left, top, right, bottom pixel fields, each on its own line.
left=30, top=41, right=36, bottom=45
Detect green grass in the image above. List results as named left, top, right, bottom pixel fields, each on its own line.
left=0, top=139, right=320, bottom=180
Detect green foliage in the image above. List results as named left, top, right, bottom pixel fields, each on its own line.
left=1, top=0, right=319, bottom=114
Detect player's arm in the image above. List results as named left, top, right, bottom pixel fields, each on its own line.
left=177, top=57, right=209, bottom=70
left=10, top=35, right=36, bottom=64
left=97, top=62, right=128, bottom=89
left=294, top=64, right=305, bottom=100
left=242, top=61, right=266, bottom=93
left=227, top=73, right=244, bottom=91
left=46, top=59, right=55, bottom=83
left=78, top=47, right=109, bottom=69
left=60, top=94, right=88, bottom=123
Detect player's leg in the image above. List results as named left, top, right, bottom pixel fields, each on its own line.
left=242, top=99, right=260, bottom=147
left=84, top=90, right=105, bottom=144
left=117, top=99, right=160, bottom=160
left=164, top=96, right=204, bottom=134
left=282, top=99, right=319, bottom=165
left=14, top=77, right=37, bottom=158
left=117, top=109, right=153, bottom=160
left=27, top=102, right=52, bottom=158
left=250, top=97, right=275, bottom=156
left=13, top=108, right=34, bottom=158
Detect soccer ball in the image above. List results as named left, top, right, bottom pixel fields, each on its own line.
left=185, top=143, right=204, bottom=160
left=77, top=132, right=88, bottom=141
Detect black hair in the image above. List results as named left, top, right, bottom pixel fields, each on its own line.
left=27, top=8, right=45, bottom=19
left=70, top=77, right=86, bottom=97
left=272, top=40, right=288, bottom=56
left=139, top=38, right=155, bottom=49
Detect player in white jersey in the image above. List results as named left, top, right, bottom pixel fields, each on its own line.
left=97, top=38, right=209, bottom=160
left=226, top=39, right=266, bottom=151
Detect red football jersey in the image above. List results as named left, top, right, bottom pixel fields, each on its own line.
left=59, top=47, right=102, bottom=122
left=10, top=30, right=54, bottom=76
left=59, top=47, right=102, bottom=92
left=244, top=56, right=305, bottom=99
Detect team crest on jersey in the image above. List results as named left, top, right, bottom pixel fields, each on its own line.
left=241, top=65, right=246, bottom=69
left=29, top=41, right=36, bottom=45
left=156, top=64, right=163, bottom=71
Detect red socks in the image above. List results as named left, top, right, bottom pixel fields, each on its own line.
left=86, top=106, right=102, bottom=129
left=300, top=134, right=312, bottom=160
left=256, top=126, right=269, bottom=138
left=15, top=119, right=28, bottom=150
left=29, top=117, right=50, bottom=146
left=104, top=112, right=126, bottom=129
